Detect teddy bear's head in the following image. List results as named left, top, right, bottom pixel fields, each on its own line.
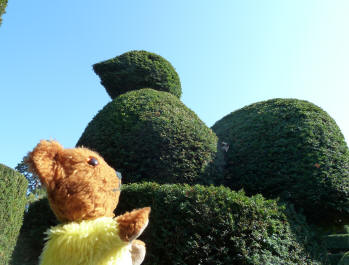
left=27, top=140, right=121, bottom=222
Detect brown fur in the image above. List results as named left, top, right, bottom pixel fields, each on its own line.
left=27, top=140, right=121, bottom=222
left=27, top=140, right=150, bottom=264
left=117, top=207, right=151, bottom=241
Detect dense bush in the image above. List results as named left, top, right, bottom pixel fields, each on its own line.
left=212, top=98, right=349, bottom=225
left=77, top=89, right=217, bottom=184
left=0, top=164, right=28, bottom=265
left=0, top=0, right=8, bottom=25
left=338, top=252, right=349, bottom=265
left=324, top=234, right=349, bottom=252
left=116, top=182, right=327, bottom=265
left=93, top=50, right=182, bottom=99
left=10, top=198, right=58, bottom=265
left=10, top=183, right=328, bottom=265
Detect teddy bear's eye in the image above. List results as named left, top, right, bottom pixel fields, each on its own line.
left=88, top=157, right=99, bottom=166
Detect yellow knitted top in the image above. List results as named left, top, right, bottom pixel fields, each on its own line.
left=39, top=217, right=132, bottom=265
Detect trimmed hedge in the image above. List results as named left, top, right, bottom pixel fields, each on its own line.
left=328, top=253, right=344, bottom=265
left=212, top=98, right=349, bottom=225
left=93, top=50, right=182, bottom=99
left=0, top=0, right=8, bottom=25
left=0, top=164, right=28, bottom=265
left=77, top=89, right=217, bottom=185
left=10, top=198, right=58, bottom=265
left=338, top=252, right=349, bottom=265
left=10, top=183, right=328, bottom=265
left=324, top=234, right=349, bottom=251
left=116, top=183, right=327, bottom=265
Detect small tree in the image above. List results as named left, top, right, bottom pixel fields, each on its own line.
left=0, top=0, right=8, bottom=26
left=15, top=158, right=45, bottom=200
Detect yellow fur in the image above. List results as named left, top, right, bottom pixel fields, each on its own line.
left=39, top=217, right=132, bottom=265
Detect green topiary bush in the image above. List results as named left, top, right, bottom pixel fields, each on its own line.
left=324, top=234, right=349, bottom=251
left=77, top=88, right=217, bottom=185
left=0, top=0, right=8, bottom=26
left=0, top=164, right=28, bottom=265
left=338, top=251, right=349, bottom=265
left=212, top=98, right=349, bottom=225
left=10, top=184, right=328, bottom=265
left=93, top=50, right=182, bottom=99
left=116, top=182, right=327, bottom=265
left=10, top=198, right=58, bottom=265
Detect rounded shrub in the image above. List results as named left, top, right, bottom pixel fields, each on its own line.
left=212, top=98, right=349, bottom=224
left=116, top=182, right=327, bottom=265
left=93, top=50, right=182, bottom=99
left=0, top=164, right=28, bottom=265
left=76, top=88, right=217, bottom=185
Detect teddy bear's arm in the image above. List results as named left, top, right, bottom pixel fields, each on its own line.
left=131, top=240, right=146, bottom=265
left=116, top=207, right=150, bottom=265
left=116, top=207, right=150, bottom=242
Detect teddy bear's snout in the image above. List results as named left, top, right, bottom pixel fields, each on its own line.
left=112, top=171, right=122, bottom=192
left=116, top=171, right=122, bottom=180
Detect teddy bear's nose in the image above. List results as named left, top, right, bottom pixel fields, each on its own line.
left=116, top=171, right=122, bottom=180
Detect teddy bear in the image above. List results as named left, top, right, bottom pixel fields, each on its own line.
left=26, top=140, right=151, bottom=265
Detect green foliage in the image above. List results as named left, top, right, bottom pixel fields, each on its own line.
left=0, top=164, right=28, bottom=265
left=116, top=182, right=327, bottom=265
left=15, top=158, right=43, bottom=196
left=212, top=98, right=349, bottom=225
left=77, top=89, right=217, bottom=184
left=0, top=0, right=8, bottom=26
left=338, top=251, right=349, bottom=265
left=324, top=234, right=349, bottom=251
left=11, top=184, right=327, bottom=265
left=328, top=253, right=344, bottom=265
left=319, top=224, right=349, bottom=235
left=10, top=198, right=58, bottom=265
left=93, top=50, right=182, bottom=99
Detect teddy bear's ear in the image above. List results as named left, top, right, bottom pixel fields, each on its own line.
left=26, top=140, right=63, bottom=188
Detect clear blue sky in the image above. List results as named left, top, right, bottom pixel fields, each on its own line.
left=1, top=1, right=349, bottom=169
